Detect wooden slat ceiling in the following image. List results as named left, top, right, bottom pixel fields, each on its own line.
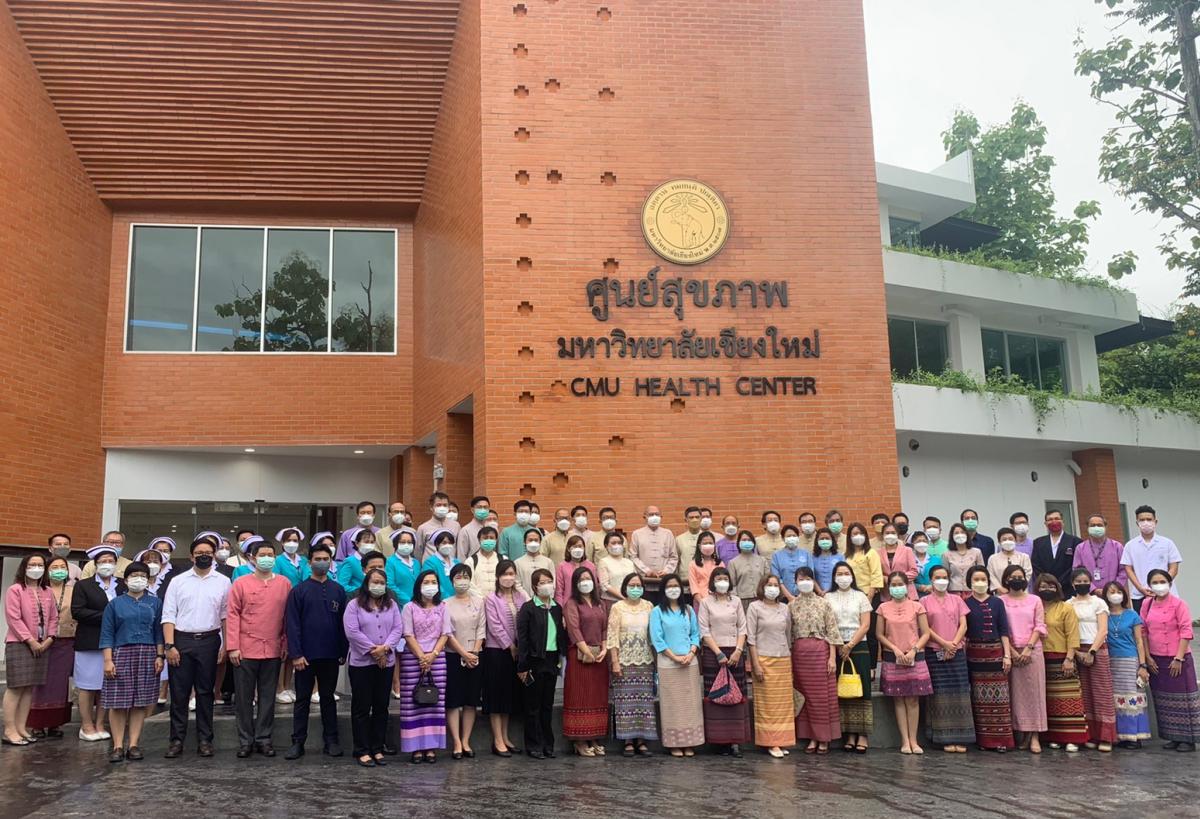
left=8, top=0, right=460, bottom=204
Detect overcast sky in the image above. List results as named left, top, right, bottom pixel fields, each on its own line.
left=863, top=0, right=1188, bottom=316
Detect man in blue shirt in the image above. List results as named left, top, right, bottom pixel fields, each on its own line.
left=283, top=540, right=347, bottom=760
left=961, top=508, right=995, bottom=563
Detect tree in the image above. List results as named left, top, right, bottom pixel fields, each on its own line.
left=215, top=250, right=327, bottom=351
left=941, top=102, right=1101, bottom=276
left=1075, top=0, right=1200, bottom=293
left=1100, top=303, right=1200, bottom=395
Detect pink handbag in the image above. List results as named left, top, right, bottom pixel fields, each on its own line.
left=706, top=665, right=745, bottom=705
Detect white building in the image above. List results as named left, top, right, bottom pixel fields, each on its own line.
left=879, top=153, right=1198, bottom=604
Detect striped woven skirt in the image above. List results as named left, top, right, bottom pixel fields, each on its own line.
left=563, top=655, right=610, bottom=740
left=926, top=648, right=975, bottom=745
left=838, top=641, right=873, bottom=736
left=752, top=654, right=796, bottom=748
left=1009, top=643, right=1047, bottom=732
left=880, top=650, right=933, bottom=697
left=398, top=652, right=447, bottom=751
left=1043, top=651, right=1088, bottom=743
left=28, top=637, right=74, bottom=729
left=1149, top=653, right=1200, bottom=743
left=100, top=644, right=159, bottom=710
left=656, top=655, right=705, bottom=748
left=791, top=638, right=840, bottom=743
left=5, top=641, right=48, bottom=689
left=700, top=647, right=751, bottom=744
left=611, top=661, right=658, bottom=741
left=1109, top=655, right=1151, bottom=741
left=965, top=639, right=1014, bottom=749
left=1078, top=644, right=1116, bottom=743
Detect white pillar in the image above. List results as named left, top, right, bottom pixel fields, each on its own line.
left=944, top=308, right=985, bottom=380
left=1067, top=329, right=1100, bottom=393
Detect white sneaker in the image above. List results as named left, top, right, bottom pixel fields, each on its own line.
left=78, top=729, right=104, bottom=742
left=311, top=692, right=320, bottom=704
left=282, top=689, right=296, bottom=703
left=157, top=698, right=167, bottom=706
left=391, top=689, right=401, bottom=699
left=96, top=729, right=111, bottom=740
left=333, top=692, right=341, bottom=702
left=188, top=697, right=196, bottom=712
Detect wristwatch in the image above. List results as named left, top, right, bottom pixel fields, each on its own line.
left=163, top=643, right=175, bottom=651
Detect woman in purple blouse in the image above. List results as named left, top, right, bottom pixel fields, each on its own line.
left=482, top=560, right=528, bottom=756
left=399, top=570, right=452, bottom=763
left=343, top=568, right=404, bottom=768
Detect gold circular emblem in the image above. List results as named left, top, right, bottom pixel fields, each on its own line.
left=641, top=179, right=730, bottom=265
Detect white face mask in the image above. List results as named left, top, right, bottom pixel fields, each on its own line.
left=765, top=520, right=781, bottom=534
left=528, top=512, right=541, bottom=525
left=556, top=519, right=570, bottom=532
left=971, top=580, right=990, bottom=595
left=358, top=514, right=375, bottom=527
left=763, top=585, right=780, bottom=600
left=283, top=541, right=300, bottom=555
left=724, top=524, right=738, bottom=536
left=216, top=548, right=231, bottom=562
left=664, top=586, right=682, bottom=600
left=699, top=517, right=712, bottom=530
left=800, top=522, right=816, bottom=536
left=446, top=511, right=459, bottom=522
left=391, top=513, right=406, bottom=526
left=601, top=518, right=616, bottom=531
left=784, top=536, right=800, bottom=549
left=834, top=575, right=853, bottom=590
left=577, top=579, right=595, bottom=594
left=574, top=516, right=587, bottom=528
left=1107, top=593, right=1125, bottom=606
left=700, top=543, right=716, bottom=556
left=850, top=534, right=866, bottom=547
left=96, top=563, right=115, bottom=578
left=1138, top=520, right=1156, bottom=536
left=1013, top=523, right=1029, bottom=537
left=537, top=582, right=555, bottom=599
left=932, top=578, right=950, bottom=592
left=797, top=579, right=815, bottom=594
left=368, top=584, right=387, bottom=598
left=925, top=527, right=940, bottom=541
left=913, top=541, right=929, bottom=555
left=713, top=579, right=730, bottom=594
left=1150, top=581, right=1171, bottom=596
left=358, top=543, right=375, bottom=556
left=953, top=533, right=969, bottom=546
left=569, top=547, right=585, bottom=560
left=26, top=566, right=45, bottom=580
left=647, top=514, right=661, bottom=527
left=147, top=563, right=161, bottom=577
left=525, top=540, right=542, bottom=555
left=433, top=505, right=449, bottom=519
left=608, top=543, right=624, bottom=557
left=516, top=512, right=531, bottom=526
left=1000, top=539, right=1016, bottom=552
left=883, top=533, right=899, bottom=546
left=126, top=577, right=148, bottom=593
left=420, top=584, right=439, bottom=599
left=438, top=543, right=454, bottom=557
left=453, top=578, right=471, bottom=593
left=396, top=542, right=414, bottom=557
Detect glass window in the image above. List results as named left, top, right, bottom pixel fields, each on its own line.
left=981, top=329, right=1068, bottom=392
left=264, top=229, right=330, bottom=352
left=888, top=317, right=946, bottom=376
left=1045, top=501, right=1076, bottom=536
left=195, top=228, right=265, bottom=352
left=332, top=230, right=396, bottom=352
left=889, top=217, right=921, bottom=248
left=127, top=226, right=197, bottom=351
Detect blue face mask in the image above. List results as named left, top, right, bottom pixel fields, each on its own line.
left=738, top=540, right=755, bottom=552
left=817, top=539, right=834, bottom=551
left=626, top=586, right=644, bottom=600
left=473, top=507, right=489, bottom=521
left=256, top=555, right=276, bottom=572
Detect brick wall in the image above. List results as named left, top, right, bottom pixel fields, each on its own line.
left=473, top=0, right=901, bottom=526
left=0, top=5, right=112, bottom=545
left=1073, top=447, right=1126, bottom=541
left=101, top=211, right=413, bottom=447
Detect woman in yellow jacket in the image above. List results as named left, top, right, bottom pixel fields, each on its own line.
left=843, top=523, right=883, bottom=602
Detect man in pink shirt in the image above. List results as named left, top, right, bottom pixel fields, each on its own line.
left=227, top=539, right=292, bottom=758
left=630, top=505, right=679, bottom=603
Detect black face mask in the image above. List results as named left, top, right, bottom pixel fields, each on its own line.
left=1073, top=583, right=1092, bottom=597
left=194, top=554, right=214, bottom=570
left=895, top=523, right=909, bottom=536
left=1005, top=578, right=1027, bottom=592
left=1037, top=589, right=1058, bottom=602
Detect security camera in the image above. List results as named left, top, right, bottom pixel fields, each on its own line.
left=908, top=439, right=920, bottom=452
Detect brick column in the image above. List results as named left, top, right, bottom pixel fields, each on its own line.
left=1072, top=448, right=1125, bottom=541
left=440, top=413, right=475, bottom=507
left=402, top=446, right=435, bottom=512
left=388, top=455, right=404, bottom=508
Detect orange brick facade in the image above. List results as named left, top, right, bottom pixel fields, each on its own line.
left=1073, top=447, right=1126, bottom=543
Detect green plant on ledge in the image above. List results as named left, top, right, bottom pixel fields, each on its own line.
left=885, top=243, right=1128, bottom=294
left=893, top=368, right=1200, bottom=430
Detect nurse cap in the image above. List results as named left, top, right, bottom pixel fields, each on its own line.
left=275, top=527, right=306, bottom=543
left=239, top=535, right=266, bottom=554
left=309, top=530, right=334, bottom=547
left=86, top=544, right=119, bottom=561
left=148, top=536, right=177, bottom=552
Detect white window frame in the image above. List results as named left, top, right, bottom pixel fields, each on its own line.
left=123, top=222, right=398, bottom=356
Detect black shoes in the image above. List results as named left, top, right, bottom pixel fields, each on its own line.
left=236, top=746, right=253, bottom=758
left=198, top=742, right=215, bottom=757
left=491, top=745, right=512, bottom=758
left=109, top=747, right=125, bottom=763
left=164, top=741, right=183, bottom=759
left=323, top=743, right=344, bottom=757
left=125, top=746, right=144, bottom=761
left=257, top=743, right=276, bottom=757
left=526, top=749, right=545, bottom=759
left=284, top=744, right=305, bottom=760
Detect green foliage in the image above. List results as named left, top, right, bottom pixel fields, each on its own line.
left=886, top=243, right=1128, bottom=292
left=1075, top=0, right=1200, bottom=294
left=941, top=102, right=1102, bottom=277
left=1100, top=303, right=1200, bottom=398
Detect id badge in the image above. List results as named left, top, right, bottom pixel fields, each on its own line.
left=1093, top=569, right=1102, bottom=582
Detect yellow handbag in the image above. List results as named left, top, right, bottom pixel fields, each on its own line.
left=837, top=657, right=863, bottom=699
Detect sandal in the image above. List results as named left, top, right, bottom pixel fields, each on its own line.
left=682, top=748, right=695, bottom=757
left=623, top=743, right=635, bottom=757
left=670, top=749, right=685, bottom=758
left=636, top=743, right=652, bottom=756
left=768, top=747, right=785, bottom=759
left=591, top=744, right=606, bottom=756
left=1, top=737, right=30, bottom=747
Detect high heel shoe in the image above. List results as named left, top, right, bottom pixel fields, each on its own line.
left=491, top=745, right=512, bottom=758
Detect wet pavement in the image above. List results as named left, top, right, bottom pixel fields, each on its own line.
left=0, top=719, right=1194, bottom=819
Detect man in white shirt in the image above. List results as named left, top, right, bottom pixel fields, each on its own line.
left=161, top=535, right=231, bottom=759
left=1121, top=504, right=1183, bottom=602
left=457, top=495, right=491, bottom=560
left=417, top=492, right=459, bottom=560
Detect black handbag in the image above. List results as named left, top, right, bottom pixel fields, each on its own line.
left=413, top=670, right=439, bottom=706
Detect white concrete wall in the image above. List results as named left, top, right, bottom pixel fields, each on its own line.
left=102, top=449, right=390, bottom=534
left=896, top=432, right=1079, bottom=541
left=1115, top=449, right=1200, bottom=608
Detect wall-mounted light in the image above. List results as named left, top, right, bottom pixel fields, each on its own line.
left=244, top=448, right=256, bottom=453
left=353, top=450, right=365, bottom=455
left=1064, top=460, right=1082, bottom=477
left=1031, top=471, right=1039, bottom=482
left=902, top=466, right=911, bottom=478
left=907, top=438, right=920, bottom=452
left=1142, top=478, right=1150, bottom=489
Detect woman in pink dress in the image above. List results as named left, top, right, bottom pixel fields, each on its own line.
left=876, top=571, right=933, bottom=754
left=1000, top=564, right=1047, bottom=753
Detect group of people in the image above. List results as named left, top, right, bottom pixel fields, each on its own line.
left=3, top=495, right=1197, bottom=765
